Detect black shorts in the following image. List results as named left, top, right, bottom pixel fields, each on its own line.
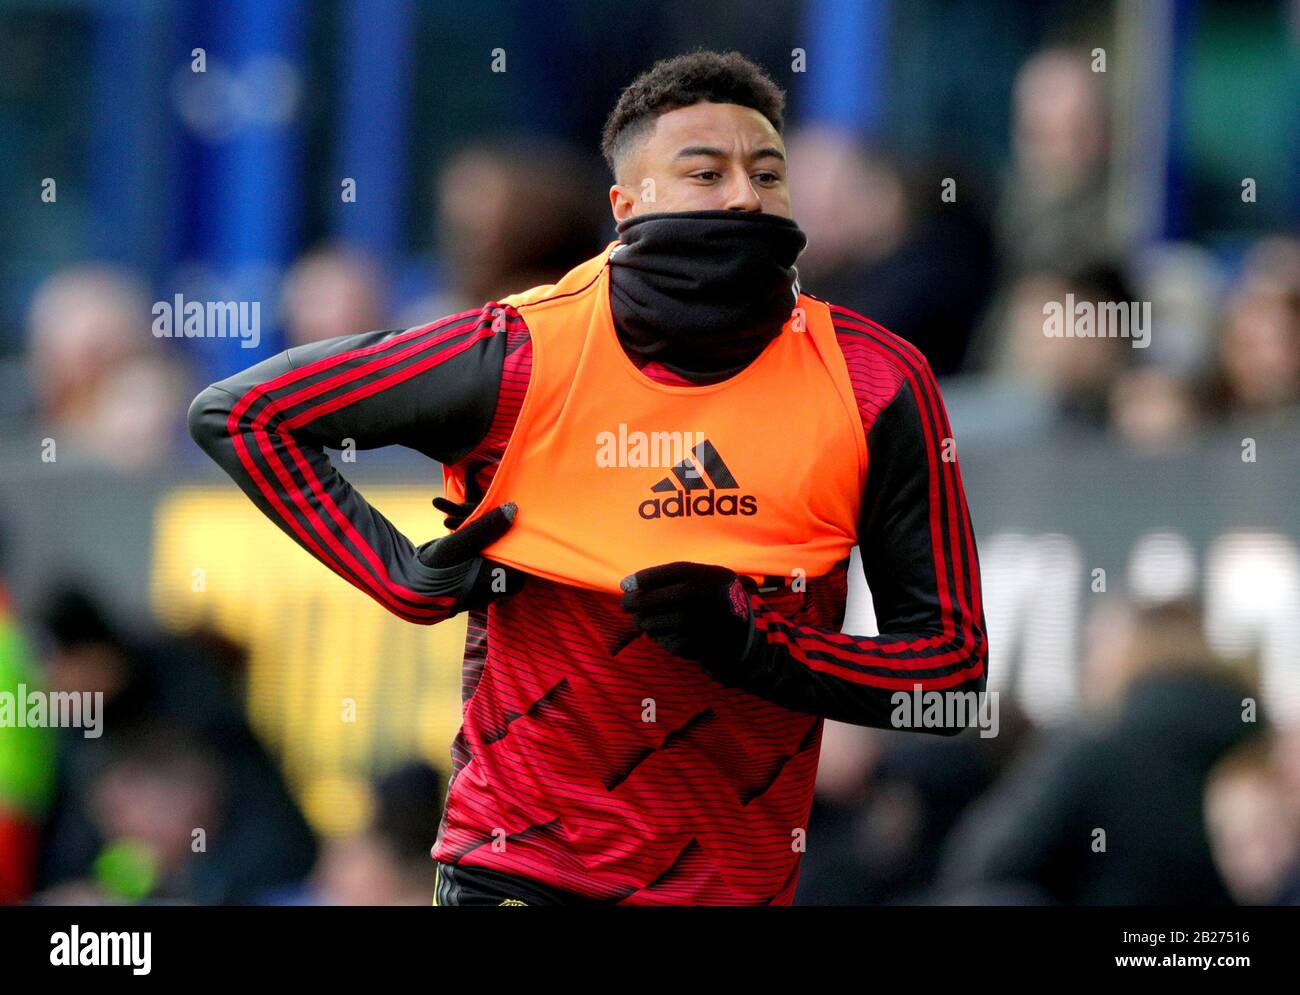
left=433, top=860, right=603, bottom=906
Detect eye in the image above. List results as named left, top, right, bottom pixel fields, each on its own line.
left=753, top=171, right=781, bottom=185
left=691, top=170, right=721, bottom=181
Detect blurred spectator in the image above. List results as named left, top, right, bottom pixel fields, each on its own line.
left=1108, top=235, right=1300, bottom=449
left=796, top=705, right=1032, bottom=906
left=792, top=721, right=882, bottom=905
left=965, top=263, right=1141, bottom=438
left=259, top=761, right=444, bottom=906
left=406, top=136, right=605, bottom=322
left=934, top=598, right=1263, bottom=904
left=1109, top=364, right=1199, bottom=451
left=85, top=723, right=224, bottom=903
left=850, top=733, right=1005, bottom=904
left=962, top=44, right=1129, bottom=414
left=1205, top=735, right=1300, bottom=905
left=1106, top=246, right=1223, bottom=451
left=25, top=265, right=189, bottom=470
left=994, top=47, right=1116, bottom=279
left=1131, top=242, right=1229, bottom=377
left=306, top=762, right=444, bottom=906
left=788, top=126, right=994, bottom=375
left=32, top=584, right=317, bottom=903
left=1200, top=236, right=1300, bottom=425
left=281, top=245, right=387, bottom=347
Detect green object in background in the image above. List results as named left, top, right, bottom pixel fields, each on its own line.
left=1185, top=3, right=1299, bottom=235
left=94, top=839, right=159, bottom=902
left=0, top=602, right=57, bottom=819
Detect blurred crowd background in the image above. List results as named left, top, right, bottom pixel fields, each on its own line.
left=0, top=0, right=1297, bottom=905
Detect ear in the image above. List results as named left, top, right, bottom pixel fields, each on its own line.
left=609, top=184, right=637, bottom=224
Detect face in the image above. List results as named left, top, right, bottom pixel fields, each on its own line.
left=609, top=102, right=791, bottom=222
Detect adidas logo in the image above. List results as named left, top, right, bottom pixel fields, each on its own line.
left=638, top=440, right=758, bottom=520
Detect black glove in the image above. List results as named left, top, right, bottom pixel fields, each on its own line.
left=619, top=561, right=757, bottom=666
left=415, top=500, right=526, bottom=613
left=431, top=495, right=474, bottom=531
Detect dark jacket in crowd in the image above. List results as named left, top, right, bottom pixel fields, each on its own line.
left=934, top=669, right=1261, bottom=905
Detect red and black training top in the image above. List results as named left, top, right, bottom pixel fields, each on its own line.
left=188, top=298, right=988, bottom=905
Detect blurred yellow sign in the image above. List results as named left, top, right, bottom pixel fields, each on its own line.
left=149, top=487, right=465, bottom=836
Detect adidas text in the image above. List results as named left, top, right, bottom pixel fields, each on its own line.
left=638, top=489, right=757, bottom=519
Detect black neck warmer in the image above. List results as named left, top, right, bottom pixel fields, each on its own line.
left=608, top=210, right=808, bottom=378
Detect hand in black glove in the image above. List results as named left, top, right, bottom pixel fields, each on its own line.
left=415, top=499, right=527, bottom=613
left=619, top=561, right=757, bottom=666
left=431, top=495, right=474, bottom=531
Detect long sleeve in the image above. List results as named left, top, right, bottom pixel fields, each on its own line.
left=187, top=304, right=522, bottom=624
left=707, top=313, right=988, bottom=732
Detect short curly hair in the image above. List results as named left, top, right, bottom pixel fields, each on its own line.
left=600, top=50, right=786, bottom=178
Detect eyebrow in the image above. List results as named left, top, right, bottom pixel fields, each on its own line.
left=673, top=145, right=786, bottom=163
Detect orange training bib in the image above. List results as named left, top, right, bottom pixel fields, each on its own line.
left=442, top=243, right=867, bottom=593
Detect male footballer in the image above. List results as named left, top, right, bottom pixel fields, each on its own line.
left=189, top=50, right=988, bottom=906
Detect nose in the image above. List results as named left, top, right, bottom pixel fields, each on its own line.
left=722, top=168, right=762, bottom=212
